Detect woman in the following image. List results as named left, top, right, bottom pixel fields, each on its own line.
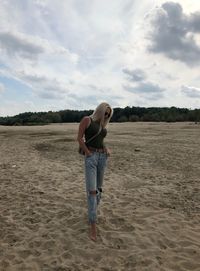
left=77, top=102, right=113, bottom=241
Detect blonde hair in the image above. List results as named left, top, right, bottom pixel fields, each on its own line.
left=90, top=102, right=113, bottom=128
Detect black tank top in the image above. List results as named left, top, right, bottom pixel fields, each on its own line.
left=85, top=118, right=107, bottom=149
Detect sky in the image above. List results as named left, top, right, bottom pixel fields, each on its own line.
left=0, top=0, right=200, bottom=116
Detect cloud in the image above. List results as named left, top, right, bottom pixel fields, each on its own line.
left=37, top=91, right=66, bottom=100
left=1, top=0, right=200, bottom=115
left=122, top=68, right=147, bottom=82
left=69, top=92, right=122, bottom=109
left=148, top=1, right=200, bottom=66
left=68, top=94, right=100, bottom=108
left=123, top=66, right=165, bottom=100
left=181, top=85, right=200, bottom=98
left=189, top=11, right=200, bottom=33
left=125, top=81, right=165, bottom=98
left=0, top=31, right=44, bottom=59
left=0, top=82, right=5, bottom=93
left=0, top=30, right=78, bottom=62
left=0, top=99, right=55, bottom=117
left=17, top=71, right=71, bottom=99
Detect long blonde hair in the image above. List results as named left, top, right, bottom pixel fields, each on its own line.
left=90, top=102, right=113, bottom=128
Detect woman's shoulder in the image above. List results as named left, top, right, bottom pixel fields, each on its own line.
left=82, top=116, right=91, bottom=122
left=81, top=116, right=91, bottom=128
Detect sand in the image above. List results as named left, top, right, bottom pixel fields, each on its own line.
left=0, top=122, right=200, bottom=271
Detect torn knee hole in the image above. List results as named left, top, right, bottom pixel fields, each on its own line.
left=89, top=190, right=97, bottom=196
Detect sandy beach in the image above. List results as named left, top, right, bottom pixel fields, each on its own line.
left=0, top=122, right=200, bottom=271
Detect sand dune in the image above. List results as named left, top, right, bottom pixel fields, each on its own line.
left=0, top=122, right=200, bottom=271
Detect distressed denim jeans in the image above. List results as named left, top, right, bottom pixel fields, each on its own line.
left=84, top=152, right=107, bottom=223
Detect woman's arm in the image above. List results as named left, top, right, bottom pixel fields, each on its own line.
left=77, top=116, right=92, bottom=156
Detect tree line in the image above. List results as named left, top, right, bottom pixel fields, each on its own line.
left=0, top=106, right=200, bottom=125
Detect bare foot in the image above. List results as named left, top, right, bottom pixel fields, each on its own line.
left=90, top=223, right=97, bottom=241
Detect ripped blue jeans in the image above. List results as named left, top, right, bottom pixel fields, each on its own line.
left=84, top=152, right=107, bottom=224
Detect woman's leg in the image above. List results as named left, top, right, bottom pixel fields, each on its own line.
left=85, top=153, right=98, bottom=240
left=96, top=153, right=107, bottom=206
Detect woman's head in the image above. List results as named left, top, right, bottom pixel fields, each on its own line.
left=91, top=102, right=113, bottom=128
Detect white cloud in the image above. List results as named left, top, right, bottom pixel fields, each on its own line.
left=124, top=81, right=165, bottom=101
left=123, top=68, right=147, bottom=82
left=0, top=82, right=5, bottom=93
left=0, top=100, right=36, bottom=117
left=0, top=0, right=200, bottom=116
left=0, top=30, right=79, bottom=62
left=181, top=85, right=200, bottom=98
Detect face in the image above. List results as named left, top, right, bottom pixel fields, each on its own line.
left=104, top=108, right=111, bottom=119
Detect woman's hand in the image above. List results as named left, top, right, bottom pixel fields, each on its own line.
left=105, top=148, right=111, bottom=157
